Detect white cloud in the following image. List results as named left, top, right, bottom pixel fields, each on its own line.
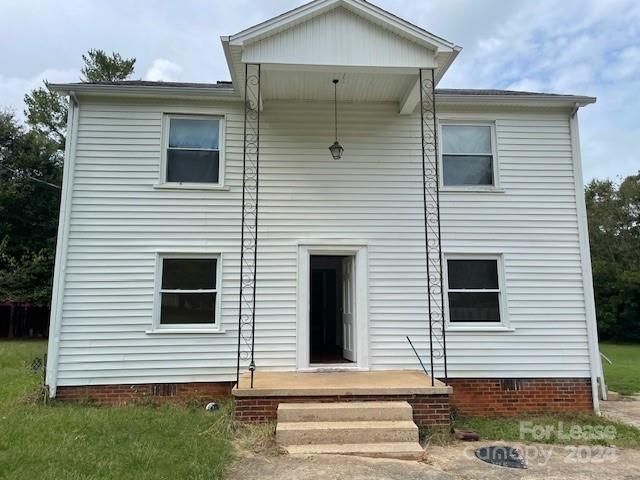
left=144, top=58, right=182, bottom=82
left=435, top=0, right=640, bottom=181
left=0, top=68, right=76, bottom=121
left=505, top=78, right=546, bottom=93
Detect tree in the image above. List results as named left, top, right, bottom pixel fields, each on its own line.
left=1, top=49, right=136, bottom=312
left=0, top=111, right=62, bottom=305
left=586, top=172, right=640, bottom=341
left=23, top=82, right=68, bottom=150
left=80, top=49, right=136, bottom=83
left=23, top=49, right=136, bottom=152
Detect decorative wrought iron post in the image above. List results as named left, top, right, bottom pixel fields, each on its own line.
left=419, top=68, right=448, bottom=386
left=236, top=63, right=261, bottom=389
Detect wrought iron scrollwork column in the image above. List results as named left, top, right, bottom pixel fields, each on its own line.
left=236, top=63, right=261, bottom=388
left=419, top=68, right=448, bottom=386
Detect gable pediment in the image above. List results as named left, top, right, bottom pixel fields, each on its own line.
left=241, top=6, right=436, bottom=69
left=222, top=0, right=461, bottom=103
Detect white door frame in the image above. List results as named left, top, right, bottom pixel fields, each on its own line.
left=296, top=242, right=369, bottom=371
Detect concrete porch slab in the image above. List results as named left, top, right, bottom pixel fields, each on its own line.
left=233, top=370, right=452, bottom=397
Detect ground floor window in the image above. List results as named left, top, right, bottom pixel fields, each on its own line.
left=444, top=255, right=506, bottom=325
left=155, top=254, right=220, bottom=328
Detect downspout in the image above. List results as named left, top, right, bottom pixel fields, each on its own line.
left=45, top=90, right=80, bottom=397
left=569, top=104, right=605, bottom=414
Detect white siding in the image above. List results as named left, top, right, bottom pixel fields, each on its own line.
left=53, top=97, right=591, bottom=387
left=242, top=7, right=436, bottom=69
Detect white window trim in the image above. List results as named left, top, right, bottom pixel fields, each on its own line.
left=443, top=253, right=512, bottom=332
left=148, top=252, right=224, bottom=334
left=438, top=120, right=502, bottom=192
left=156, top=113, right=226, bottom=190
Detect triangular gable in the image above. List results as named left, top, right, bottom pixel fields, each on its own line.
left=241, top=6, right=437, bottom=69
left=222, top=0, right=461, bottom=95
left=229, top=0, right=457, bottom=54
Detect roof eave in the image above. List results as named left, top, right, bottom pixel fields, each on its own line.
left=436, top=93, right=597, bottom=108
left=435, top=46, right=461, bottom=84
left=220, top=36, right=241, bottom=95
left=48, top=83, right=241, bottom=100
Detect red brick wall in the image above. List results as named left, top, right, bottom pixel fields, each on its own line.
left=56, top=382, right=233, bottom=404
left=234, top=394, right=451, bottom=428
left=447, top=378, right=593, bottom=417
left=55, top=377, right=593, bottom=419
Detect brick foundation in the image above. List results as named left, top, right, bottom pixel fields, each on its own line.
left=56, top=382, right=233, bottom=405
left=447, top=378, right=593, bottom=417
left=55, top=377, right=594, bottom=419
left=234, top=394, right=452, bottom=428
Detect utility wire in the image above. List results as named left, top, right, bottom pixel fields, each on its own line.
left=0, top=164, right=61, bottom=190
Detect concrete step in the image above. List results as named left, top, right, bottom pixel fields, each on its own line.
left=276, top=420, right=419, bottom=445
left=285, top=442, right=425, bottom=460
left=277, top=401, right=413, bottom=423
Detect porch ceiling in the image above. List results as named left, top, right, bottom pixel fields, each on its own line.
left=261, top=69, right=416, bottom=102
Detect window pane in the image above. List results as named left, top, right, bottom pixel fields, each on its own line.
left=169, top=118, right=219, bottom=149
left=442, top=125, right=491, bottom=154
left=167, top=149, right=219, bottom=183
left=443, top=155, right=493, bottom=186
left=448, top=259, right=499, bottom=289
left=160, top=292, right=216, bottom=324
left=449, top=292, right=500, bottom=322
left=162, top=259, right=216, bottom=290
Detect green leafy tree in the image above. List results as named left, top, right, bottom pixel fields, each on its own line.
left=23, top=82, right=68, bottom=150
left=0, top=111, right=61, bottom=304
left=23, top=49, right=136, bottom=153
left=586, top=172, right=640, bottom=341
left=80, top=49, right=136, bottom=83
left=1, top=49, right=136, bottom=311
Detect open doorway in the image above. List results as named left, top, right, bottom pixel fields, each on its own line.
left=309, top=255, right=355, bottom=364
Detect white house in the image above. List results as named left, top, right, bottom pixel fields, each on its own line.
left=46, top=0, right=604, bottom=426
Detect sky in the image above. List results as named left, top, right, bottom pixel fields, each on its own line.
left=1, top=0, right=638, bottom=182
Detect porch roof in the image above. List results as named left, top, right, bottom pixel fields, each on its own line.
left=221, top=0, right=461, bottom=111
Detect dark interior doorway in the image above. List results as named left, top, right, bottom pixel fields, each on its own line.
left=310, top=255, right=353, bottom=364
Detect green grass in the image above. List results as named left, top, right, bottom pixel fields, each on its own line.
left=0, top=341, right=234, bottom=480
left=600, top=342, right=640, bottom=395
left=453, top=413, right=640, bottom=448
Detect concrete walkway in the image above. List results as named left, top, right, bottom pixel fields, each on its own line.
left=226, top=441, right=640, bottom=480
left=602, top=395, right=640, bottom=428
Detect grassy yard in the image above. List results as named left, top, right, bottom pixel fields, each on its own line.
left=0, top=341, right=234, bottom=480
left=452, top=413, right=640, bottom=448
left=444, top=343, right=640, bottom=448
left=600, top=342, right=640, bottom=395
left=2, top=340, right=639, bottom=478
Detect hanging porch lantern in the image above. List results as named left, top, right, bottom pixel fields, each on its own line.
left=329, top=79, right=344, bottom=160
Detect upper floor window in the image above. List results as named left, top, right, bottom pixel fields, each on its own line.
left=164, top=115, right=223, bottom=185
left=441, top=124, right=495, bottom=187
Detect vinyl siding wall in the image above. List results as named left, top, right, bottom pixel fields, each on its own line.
left=52, top=96, right=591, bottom=388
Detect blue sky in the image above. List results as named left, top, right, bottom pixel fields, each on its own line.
left=1, top=0, right=638, bottom=181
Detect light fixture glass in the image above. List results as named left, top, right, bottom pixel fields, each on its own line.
left=328, top=78, right=343, bottom=159
left=329, top=141, right=344, bottom=160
